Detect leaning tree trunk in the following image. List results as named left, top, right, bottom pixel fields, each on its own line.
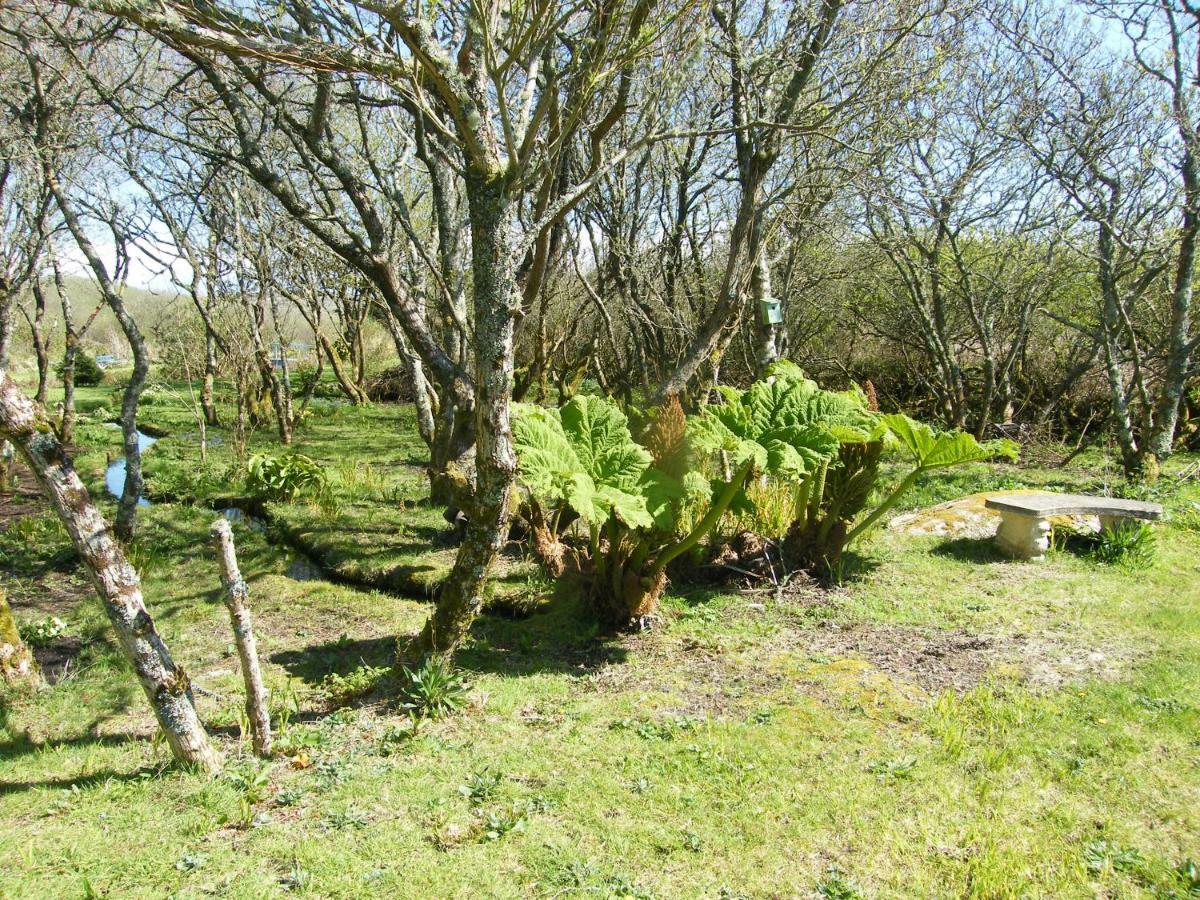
left=210, top=518, right=271, bottom=757
left=0, top=370, right=221, bottom=770
left=414, top=172, right=518, bottom=657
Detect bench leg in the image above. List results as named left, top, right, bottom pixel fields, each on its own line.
left=994, top=512, right=1051, bottom=560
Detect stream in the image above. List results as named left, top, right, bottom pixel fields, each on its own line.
left=102, top=427, right=328, bottom=584
left=103, top=427, right=156, bottom=507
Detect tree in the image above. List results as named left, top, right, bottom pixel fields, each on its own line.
left=1007, top=0, right=1186, bottom=474
left=0, top=368, right=220, bottom=770
left=62, top=0, right=702, bottom=657
left=658, top=0, right=938, bottom=401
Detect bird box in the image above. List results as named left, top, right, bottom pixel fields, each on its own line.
left=760, top=296, right=783, bottom=325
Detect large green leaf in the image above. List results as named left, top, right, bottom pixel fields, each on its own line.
left=639, top=469, right=685, bottom=531
left=559, top=395, right=651, bottom=492
left=879, top=414, right=1019, bottom=469
left=514, top=396, right=662, bottom=532
left=691, top=379, right=841, bottom=479
left=759, top=425, right=841, bottom=479
left=511, top=404, right=577, bottom=501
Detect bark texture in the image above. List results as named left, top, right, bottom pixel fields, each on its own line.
left=210, top=518, right=272, bottom=757
left=414, top=171, right=518, bottom=657
left=0, top=370, right=221, bottom=771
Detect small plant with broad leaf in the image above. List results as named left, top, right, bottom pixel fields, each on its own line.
left=246, top=453, right=330, bottom=502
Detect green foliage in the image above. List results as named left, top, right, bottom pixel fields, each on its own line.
left=1174, top=502, right=1200, bottom=534
left=513, top=391, right=836, bottom=623
left=18, top=616, right=67, bottom=648
left=399, top=656, right=468, bottom=725
left=816, top=867, right=864, bottom=900
left=56, top=352, right=105, bottom=386
left=320, top=664, right=387, bottom=705
left=246, top=453, right=329, bottom=502
left=678, top=365, right=1017, bottom=573
left=1090, top=521, right=1157, bottom=570
left=880, top=414, right=1019, bottom=471
left=459, top=769, right=504, bottom=803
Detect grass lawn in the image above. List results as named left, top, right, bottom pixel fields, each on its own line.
left=1, top=382, right=1198, bottom=898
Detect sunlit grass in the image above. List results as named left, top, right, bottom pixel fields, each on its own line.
left=1, top=380, right=1198, bottom=897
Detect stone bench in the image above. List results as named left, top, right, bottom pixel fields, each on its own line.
left=984, top=493, right=1163, bottom=560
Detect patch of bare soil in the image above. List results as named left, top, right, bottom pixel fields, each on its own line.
left=589, top=604, right=1139, bottom=723
left=0, top=463, right=43, bottom=531
left=785, top=621, right=1137, bottom=695
left=5, top=570, right=92, bottom=619
left=802, top=624, right=1005, bottom=693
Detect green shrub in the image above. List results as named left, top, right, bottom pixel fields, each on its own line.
left=55, top=352, right=105, bottom=386
left=744, top=363, right=1017, bottom=569
left=321, top=664, right=387, bottom=704
left=513, top=391, right=837, bottom=624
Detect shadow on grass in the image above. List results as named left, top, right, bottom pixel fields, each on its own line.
left=0, top=763, right=167, bottom=796
left=270, top=635, right=397, bottom=684
left=269, top=588, right=628, bottom=686
left=0, top=727, right=143, bottom=769
left=456, top=589, right=629, bottom=678
left=931, top=537, right=1010, bottom=564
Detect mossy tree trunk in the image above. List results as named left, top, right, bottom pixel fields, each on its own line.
left=0, top=589, right=41, bottom=689
left=0, top=369, right=221, bottom=771
left=415, top=169, right=518, bottom=656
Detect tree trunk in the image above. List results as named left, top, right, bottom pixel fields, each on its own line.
left=1147, top=160, right=1198, bottom=458
left=46, top=170, right=150, bottom=540
left=30, top=279, right=50, bottom=406
left=657, top=172, right=763, bottom=402
left=210, top=518, right=271, bottom=757
left=1097, top=218, right=1142, bottom=476
left=316, top=331, right=369, bottom=405
left=0, top=371, right=221, bottom=770
left=114, top=337, right=150, bottom=542
left=0, top=287, right=12, bottom=374
left=752, top=243, right=780, bottom=376
left=202, top=325, right=219, bottom=427
left=0, top=588, right=41, bottom=689
left=414, top=171, right=518, bottom=657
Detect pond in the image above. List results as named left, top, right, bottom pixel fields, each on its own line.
left=104, top=428, right=156, bottom=507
